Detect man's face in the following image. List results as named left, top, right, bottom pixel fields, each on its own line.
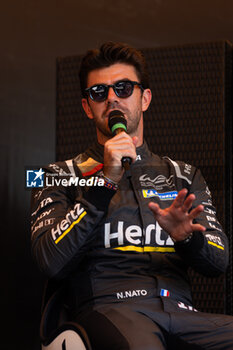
left=82, top=63, right=151, bottom=145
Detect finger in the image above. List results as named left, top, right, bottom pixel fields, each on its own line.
left=107, top=138, right=134, bottom=150
left=148, top=202, right=162, bottom=218
left=109, top=137, right=137, bottom=154
left=172, top=188, right=188, bottom=208
left=191, top=223, right=206, bottom=232
left=188, top=205, right=204, bottom=220
left=105, top=140, right=137, bottom=161
left=112, top=131, right=133, bottom=142
left=181, top=193, right=196, bottom=212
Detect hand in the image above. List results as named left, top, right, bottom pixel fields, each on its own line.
left=148, top=188, right=206, bottom=242
left=103, top=132, right=138, bottom=183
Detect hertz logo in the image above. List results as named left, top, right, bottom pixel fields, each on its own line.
left=51, top=203, right=87, bottom=244
left=104, top=221, right=174, bottom=251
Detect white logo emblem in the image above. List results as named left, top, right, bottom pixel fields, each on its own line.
left=139, top=174, right=174, bottom=190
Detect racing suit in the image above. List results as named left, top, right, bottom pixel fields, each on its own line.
left=31, top=141, right=233, bottom=350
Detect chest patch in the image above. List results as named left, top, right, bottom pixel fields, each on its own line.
left=142, top=189, right=178, bottom=200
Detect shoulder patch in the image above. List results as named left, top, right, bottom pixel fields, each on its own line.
left=163, top=157, right=193, bottom=185
left=77, top=157, right=103, bottom=177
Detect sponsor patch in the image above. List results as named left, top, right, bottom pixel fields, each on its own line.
left=51, top=203, right=87, bottom=244
left=104, top=221, right=174, bottom=249
left=206, top=233, right=224, bottom=250
left=142, top=189, right=178, bottom=200
left=139, top=174, right=174, bottom=190
left=31, top=197, right=53, bottom=217
left=177, top=301, right=198, bottom=312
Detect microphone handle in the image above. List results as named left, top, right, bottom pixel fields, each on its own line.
left=121, top=156, right=132, bottom=169
left=114, top=128, right=132, bottom=177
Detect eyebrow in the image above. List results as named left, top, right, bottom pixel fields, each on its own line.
left=90, top=79, right=137, bottom=87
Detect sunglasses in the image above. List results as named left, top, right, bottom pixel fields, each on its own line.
left=85, top=80, right=144, bottom=102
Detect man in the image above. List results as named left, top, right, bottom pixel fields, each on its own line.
left=31, top=42, right=233, bottom=349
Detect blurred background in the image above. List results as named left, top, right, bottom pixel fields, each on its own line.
left=1, top=1, right=233, bottom=348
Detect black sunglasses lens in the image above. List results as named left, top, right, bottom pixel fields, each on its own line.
left=90, top=85, right=108, bottom=101
left=88, top=81, right=136, bottom=101
left=114, top=81, right=133, bottom=98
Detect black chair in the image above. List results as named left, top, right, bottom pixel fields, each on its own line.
left=40, top=285, right=92, bottom=350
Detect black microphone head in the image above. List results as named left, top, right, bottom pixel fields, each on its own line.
left=108, top=110, right=127, bottom=135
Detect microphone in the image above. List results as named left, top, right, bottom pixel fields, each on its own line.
left=108, top=110, right=132, bottom=176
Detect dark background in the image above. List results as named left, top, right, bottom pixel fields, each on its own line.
left=1, top=1, right=233, bottom=348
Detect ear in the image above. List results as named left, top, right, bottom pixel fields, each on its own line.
left=141, top=89, right=152, bottom=112
left=82, top=98, right=94, bottom=120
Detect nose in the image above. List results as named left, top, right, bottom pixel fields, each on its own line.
left=106, top=86, right=119, bottom=102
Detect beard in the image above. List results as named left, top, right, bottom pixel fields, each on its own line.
left=126, top=108, right=142, bottom=135
left=91, top=101, right=142, bottom=137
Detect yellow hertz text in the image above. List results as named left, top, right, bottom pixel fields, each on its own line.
left=51, top=203, right=87, bottom=244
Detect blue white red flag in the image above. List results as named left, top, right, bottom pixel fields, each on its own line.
left=160, top=289, right=170, bottom=297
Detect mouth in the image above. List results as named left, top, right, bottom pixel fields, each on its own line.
left=105, top=109, right=125, bottom=119
left=109, top=109, right=125, bottom=116
left=104, top=103, right=126, bottom=117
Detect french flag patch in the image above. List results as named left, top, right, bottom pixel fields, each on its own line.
left=160, top=289, right=170, bottom=297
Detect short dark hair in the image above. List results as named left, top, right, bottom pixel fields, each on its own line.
left=79, top=41, right=149, bottom=98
